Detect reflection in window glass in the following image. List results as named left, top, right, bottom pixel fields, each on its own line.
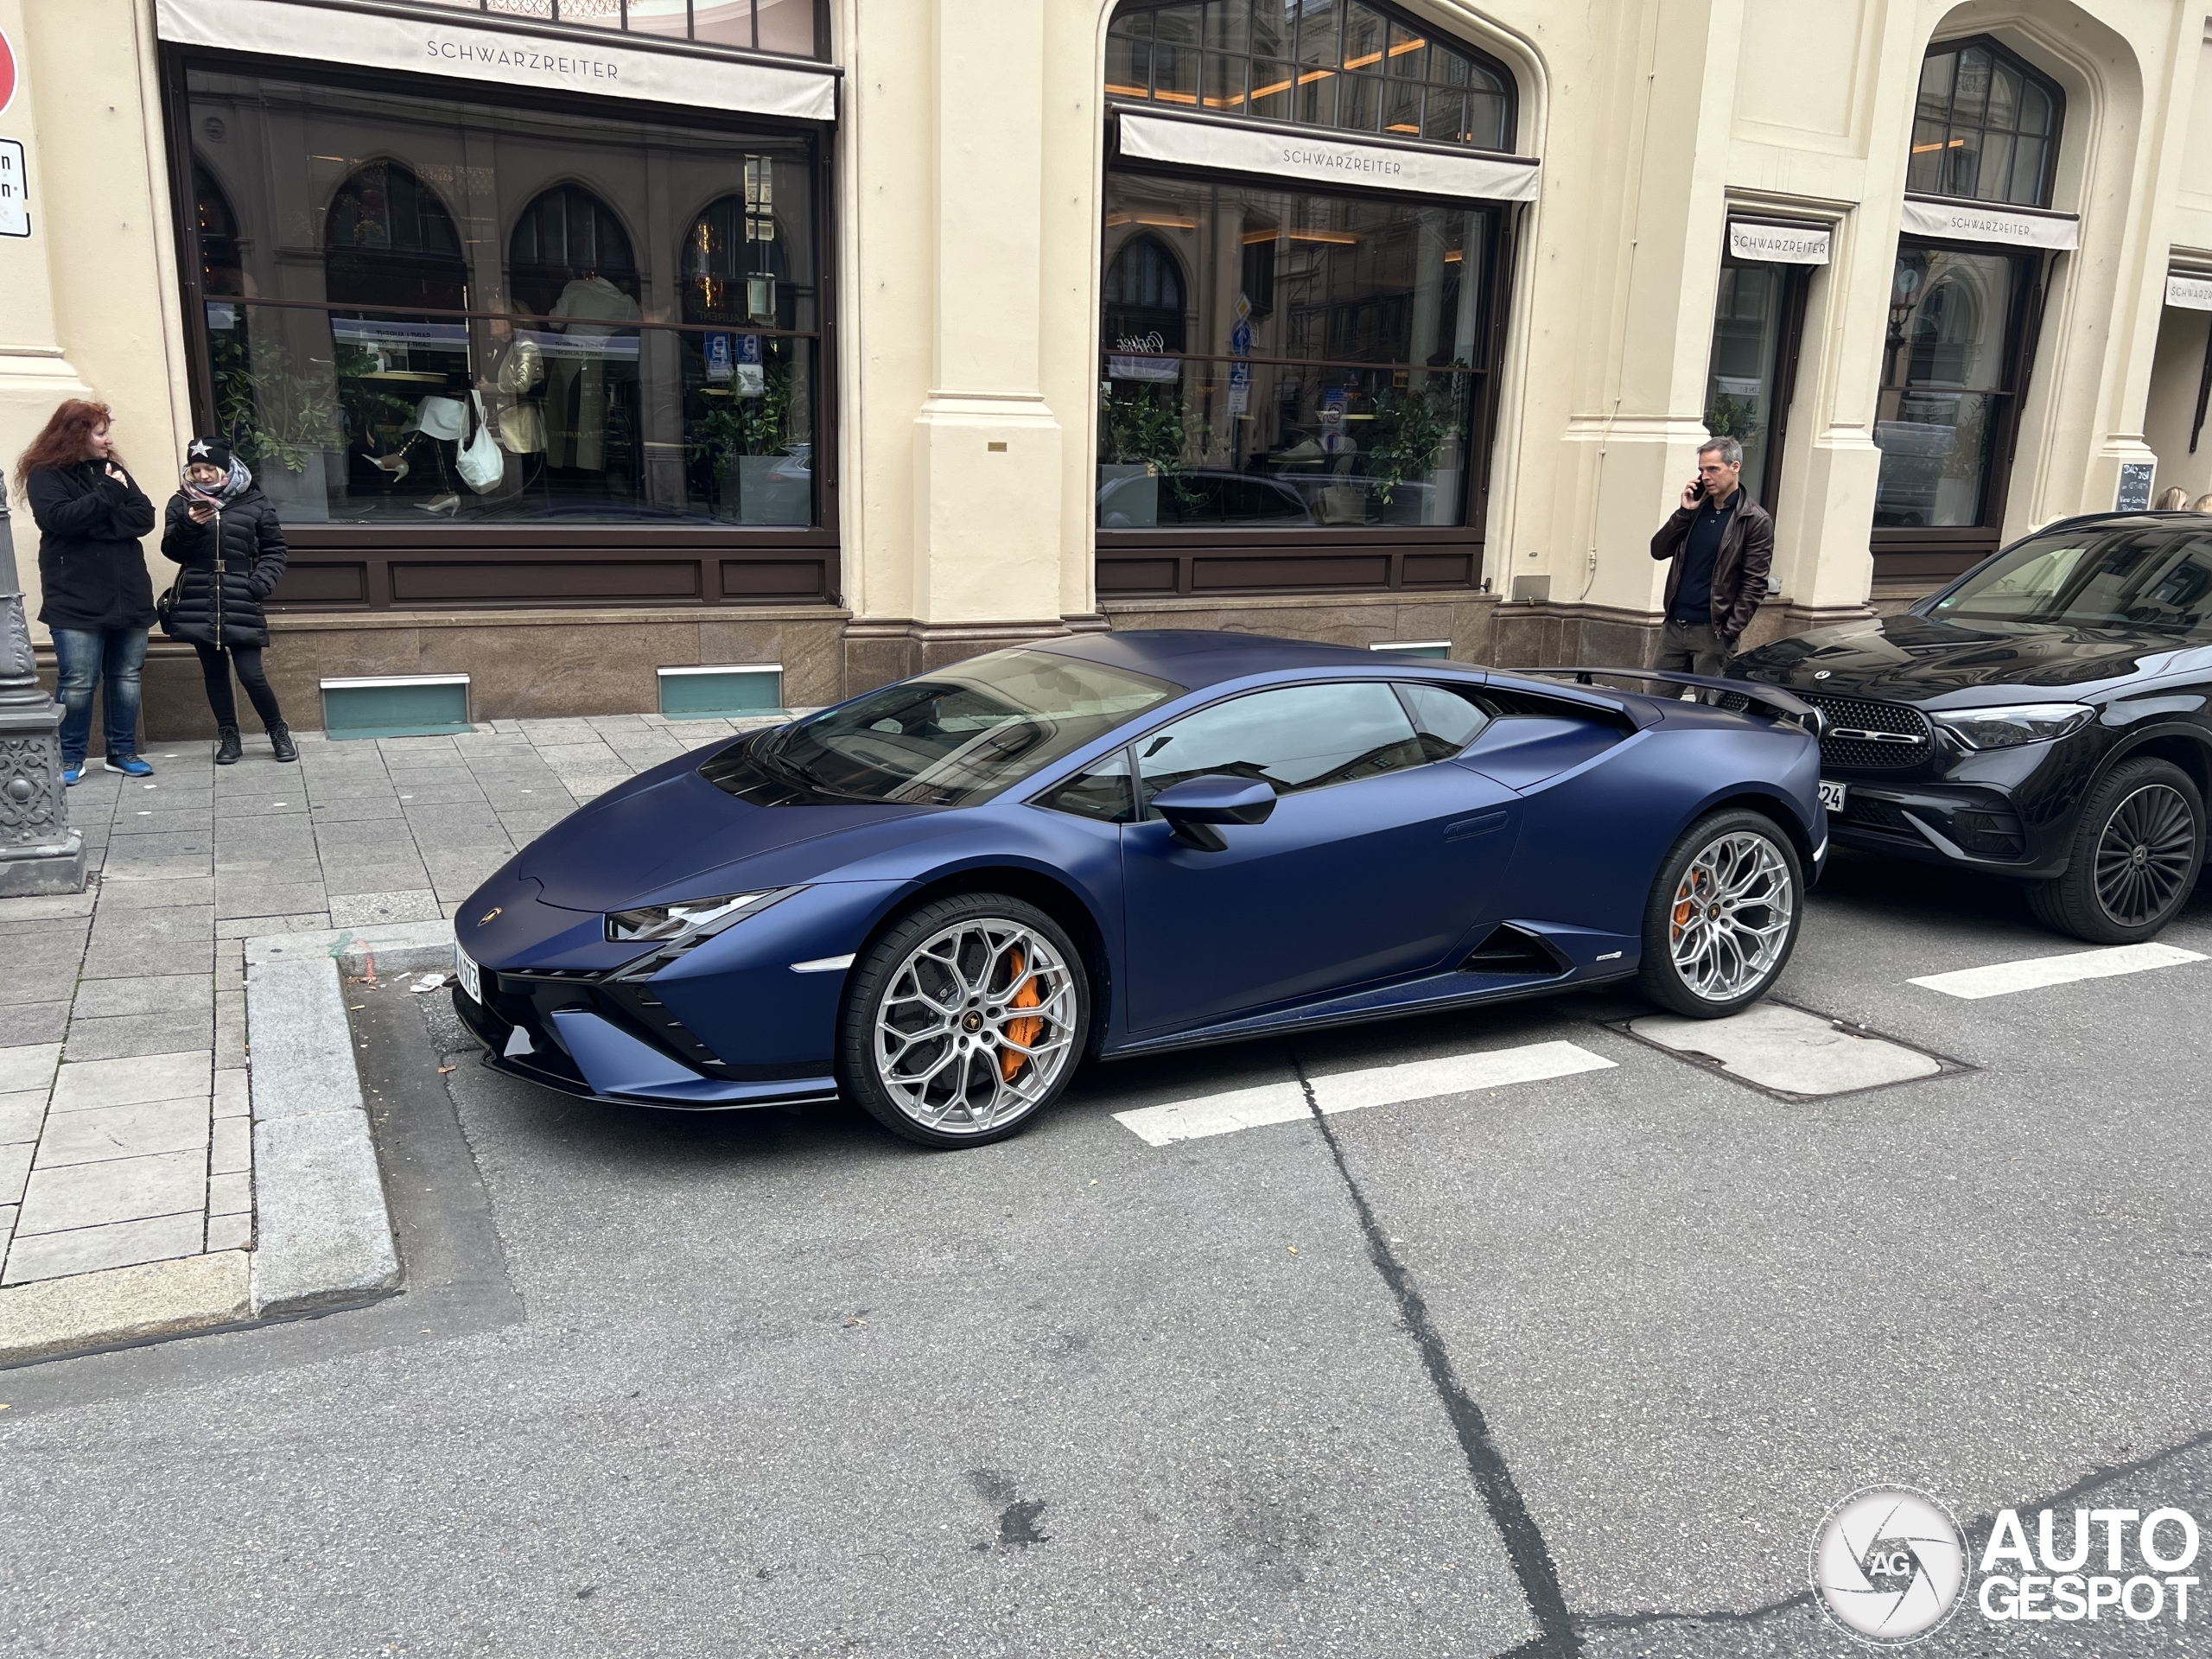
left=415, top=0, right=822, bottom=57
left=1702, top=264, right=1787, bottom=506
left=1108, top=0, right=1512, bottom=149
left=1395, top=682, right=1491, bottom=755
left=1931, top=531, right=2212, bottom=634
left=763, top=651, right=1179, bottom=808
left=1904, top=39, right=2061, bottom=208
left=1098, top=172, right=1492, bottom=528
left=186, top=67, right=817, bottom=527
left=1873, top=245, right=2023, bottom=529
left=1033, top=748, right=1139, bottom=823
left=1135, top=681, right=1426, bottom=805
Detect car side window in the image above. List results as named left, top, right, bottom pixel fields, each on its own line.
left=1134, top=682, right=1426, bottom=812
left=1394, top=683, right=1494, bottom=760
left=1033, top=748, right=1137, bottom=823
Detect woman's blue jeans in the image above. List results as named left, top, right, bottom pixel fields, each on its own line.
left=50, top=626, right=148, bottom=766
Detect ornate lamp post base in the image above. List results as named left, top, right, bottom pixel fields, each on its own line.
left=0, top=503, right=86, bottom=897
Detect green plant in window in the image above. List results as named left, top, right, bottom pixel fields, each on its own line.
left=690, top=365, right=793, bottom=467
left=1365, top=372, right=1466, bottom=504
left=1703, top=391, right=1761, bottom=444
left=333, top=340, right=421, bottom=438
left=208, top=328, right=342, bottom=475
left=1100, top=380, right=1191, bottom=474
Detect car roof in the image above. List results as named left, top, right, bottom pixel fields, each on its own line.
left=2019, top=511, right=2209, bottom=538
left=1029, top=628, right=1410, bottom=690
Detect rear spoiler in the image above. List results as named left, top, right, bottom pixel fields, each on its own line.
left=1517, top=667, right=1824, bottom=735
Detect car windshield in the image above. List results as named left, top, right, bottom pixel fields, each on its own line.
left=1930, top=527, right=2212, bottom=635
left=758, top=649, right=1181, bottom=807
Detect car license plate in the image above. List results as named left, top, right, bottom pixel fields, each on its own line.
left=454, top=944, right=482, bottom=1006
left=1818, top=780, right=1848, bottom=813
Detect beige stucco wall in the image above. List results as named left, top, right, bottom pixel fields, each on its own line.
left=4, top=0, right=2209, bottom=708
left=0, top=0, right=190, bottom=631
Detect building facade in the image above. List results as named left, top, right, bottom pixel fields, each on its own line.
left=2, top=0, right=2210, bottom=735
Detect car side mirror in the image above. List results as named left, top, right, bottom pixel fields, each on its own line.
left=1151, top=774, right=1277, bottom=851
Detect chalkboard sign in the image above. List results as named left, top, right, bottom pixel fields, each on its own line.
left=2117, top=461, right=2156, bottom=512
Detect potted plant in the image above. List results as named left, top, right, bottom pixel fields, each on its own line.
left=1365, top=374, right=1466, bottom=522
left=690, top=366, right=808, bottom=525
left=1098, top=380, right=1192, bottom=528
left=211, top=332, right=345, bottom=521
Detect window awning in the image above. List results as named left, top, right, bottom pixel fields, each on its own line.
left=1116, top=109, right=1540, bottom=205
left=2165, top=269, right=2212, bottom=311
left=154, top=0, right=839, bottom=124
left=1726, top=217, right=1831, bottom=264
left=1900, top=194, right=2078, bottom=251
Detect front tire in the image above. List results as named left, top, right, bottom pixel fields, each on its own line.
left=837, top=893, right=1090, bottom=1148
left=2026, top=758, right=2204, bottom=944
left=1637, top=809, right=1803, bottom=1017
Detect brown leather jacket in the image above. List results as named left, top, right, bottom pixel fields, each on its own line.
left=1649, top=488, right=1774, bottom=640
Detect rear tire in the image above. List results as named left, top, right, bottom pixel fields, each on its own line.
left=1637, top=809, right=1803, bottom=1018
left=2025, top=758, right=2203, bottom=944
left=836, top=893, right=1090, bottom=1149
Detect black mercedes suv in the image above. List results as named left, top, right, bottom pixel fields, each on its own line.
left=1730, top=512, right=2212, bottom=943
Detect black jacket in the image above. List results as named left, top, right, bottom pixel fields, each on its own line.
left=159, top=486, right=289, bottom=650
left=1650, top=488, right=1775, bottom=640
left=29, top=461, right=159, bottom=631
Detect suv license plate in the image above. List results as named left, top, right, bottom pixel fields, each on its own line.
left=1818, top=780, right=1848, bottom=813
left=454, top=944, right=482, bottom=1006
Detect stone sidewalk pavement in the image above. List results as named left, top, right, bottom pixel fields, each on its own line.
left=0, top=711, right=784, bottom=1308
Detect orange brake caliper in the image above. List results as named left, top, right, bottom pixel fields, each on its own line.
left=1001, top=947, right=1045, bottom=1083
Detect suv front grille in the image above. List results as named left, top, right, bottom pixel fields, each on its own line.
left=1799, top=693, right=1933, bottom=771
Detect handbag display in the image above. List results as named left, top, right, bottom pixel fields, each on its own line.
left=455, top=393, right=504, bottom=494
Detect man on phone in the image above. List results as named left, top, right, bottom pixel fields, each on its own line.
left=1649, top=435, right=1773, bottom=678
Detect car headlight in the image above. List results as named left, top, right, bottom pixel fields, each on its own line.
left=1930, top=703, right=2095, bottom=751
left=606, top=890, right=780, bottom=944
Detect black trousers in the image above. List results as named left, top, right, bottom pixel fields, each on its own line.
left=193, top=642, right=285, bottom=731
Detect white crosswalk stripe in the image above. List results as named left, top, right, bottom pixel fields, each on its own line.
left=1907, top=942, right=2206, bottom=1001
left=1113, top=1039, right=1617, bottom=1147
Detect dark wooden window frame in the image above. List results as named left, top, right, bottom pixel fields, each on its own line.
left=291, top=0, right=835, bottom=63
left=1873, top=33, right=2065, bottom=588
left=1869, top=236, right=2056, bottom=589
left=1906, top=33, right=2065, bottom=211
left=1712, top=217, right=1819, bottom=517
left=160, top=43, right=843, bottom=614
left=1096, top=134, right=1521, bottom=602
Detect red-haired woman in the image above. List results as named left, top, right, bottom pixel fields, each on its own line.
left=16, top=400, right=159, bottom=783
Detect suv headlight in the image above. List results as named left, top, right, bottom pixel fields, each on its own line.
left=607, top=890, right=782, bottom=944
left=1930, top=703, right=2095, bottom=751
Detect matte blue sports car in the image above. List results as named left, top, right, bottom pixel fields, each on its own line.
left=453, top=632, right=1826, bottom=1147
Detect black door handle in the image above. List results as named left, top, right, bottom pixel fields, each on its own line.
left=1445, top=810, right=1509, bottom=841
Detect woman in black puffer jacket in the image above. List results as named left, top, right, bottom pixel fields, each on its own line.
left=160, top=437, right=296, bottom=763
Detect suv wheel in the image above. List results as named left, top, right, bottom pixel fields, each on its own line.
left=836, top=893, right=1090, bottom=1148
left=1638, top=809, right=1804, bottom=1017
left=2027, top=758, right=2204, bottom=944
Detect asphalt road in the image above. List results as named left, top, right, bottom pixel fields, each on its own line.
left=4, top=850, right=2211, bottom=1658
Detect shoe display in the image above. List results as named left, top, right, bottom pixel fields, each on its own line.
left=216, top=724, right=244, bottom=766
left=63, top=762, right=85, bottom=786
left=371, top=453, right=410, bottom=484
left=270, top=721, right=299, bottom=763
left=103, top=754, right=154, bottom=778
left=416, top=494, right=461, bottom=515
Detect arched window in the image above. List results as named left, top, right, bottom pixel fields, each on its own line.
left=1106, top=0, right=1514, bottom=152
left=682, top=163, right=791, bottom=327
left=194, top=163, right=245, bottom=298
left=1103, top=233, right=1188, bottom=365
left=508, top=182, right=639, bottom=316
left=324, top=162, right=466, bottom=309
left=1908, top=37, right=2063, bottom=208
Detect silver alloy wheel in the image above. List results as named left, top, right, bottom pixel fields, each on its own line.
left=1668, top=829, right=1795, bottom=1002
left=872, top=918, right=1077, bottom=1136
left=2092, top=783, right=2197, bottom=926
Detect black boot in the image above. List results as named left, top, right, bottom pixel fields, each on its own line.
left=270, top=721, right=298, bottom=763
left=215, top=725, right=243, bottom=766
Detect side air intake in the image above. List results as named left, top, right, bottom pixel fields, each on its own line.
left=1461, top=924, right=1572, bottom=977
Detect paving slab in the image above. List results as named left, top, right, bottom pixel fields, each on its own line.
left=214, top=913, right=331, bottom=939
left=213, top=1068, right=248, bottom=1118
left=215, top=881, right=330, bottom=921
left=0, top=1094, right=47, bottom=1145
left=33, top=1098, right=210, bottom=1168
left=0, top=1217, right=221, bottom=1294
left=206, top=1211, right=251, bottom=1253
left=207, top=1170, right=251, bottom=1216
left=62, top=1009, right=216, bottom=1065
left=327, top=890, right=443, bottom=926
left=49, top=1051, right=212, bottom=1114
left=0, top=1248, right=247, bottom=1359
left=0, top=1143, right=27, bottom=1205
left=0, top=1002, right=73, bottom=1046
left=16, top=1150, right=208, bottom=1234
left=1628, top=1003, right=1943, bottom=1096
left=0, top=889, right=98, bottom=921
left=210, top=1114, right=250, bottom=1175
left=92, top=875, right=214, bottom=911
left=0, top=1044, right=62, bottom=1096
left=69, top=976, right=214, bottom=1020
left=240, top=958, right=362, bottom=1121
